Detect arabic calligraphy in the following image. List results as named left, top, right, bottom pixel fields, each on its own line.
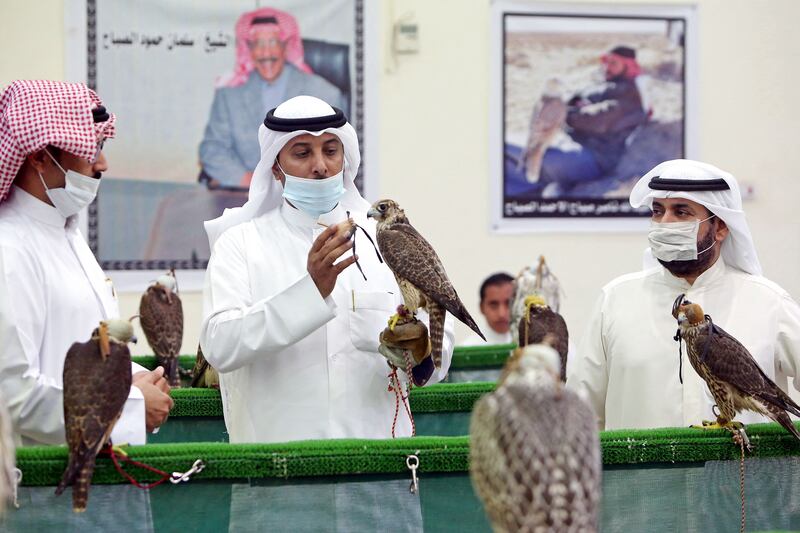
left=102, top=31, right=232, bottom=53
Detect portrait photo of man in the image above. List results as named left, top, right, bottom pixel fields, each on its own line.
left=198, top=7, right=349, bottom=189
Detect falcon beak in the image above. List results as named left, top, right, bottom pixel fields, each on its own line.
left=677, top=311, right=687, bottom=325
left=366, top=208, right=379, bottom=219
left=130, top=335, right=138, bottom=344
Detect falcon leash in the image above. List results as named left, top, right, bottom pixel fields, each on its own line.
left=387, top=352, right=416, bottom=438
left=345, top=210, right=384, bottom=281
left=100, top=444, right=204, bottom=490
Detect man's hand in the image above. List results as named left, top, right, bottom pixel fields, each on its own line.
left=133, top=366, right=174, bottom=433
left=307, top=221, right=358, bottom=298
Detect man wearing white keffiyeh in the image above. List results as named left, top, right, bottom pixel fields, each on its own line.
left=568, top=159, right=800, bottom=430
left=200, top=95, right=454, bottom=443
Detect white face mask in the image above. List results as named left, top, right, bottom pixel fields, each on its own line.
left=37, top=149, right=101, bottom=218
left=648, top=214, right=717, bottom=262
left=278, top=161, right=345, bottom=218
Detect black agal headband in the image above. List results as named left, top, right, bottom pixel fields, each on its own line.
left=648, top=176, right=730, bottom=192
left=263, top=107, right=347, bottom=132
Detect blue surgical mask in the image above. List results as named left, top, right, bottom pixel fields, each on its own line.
left=279, top=163, right=345, bottom=218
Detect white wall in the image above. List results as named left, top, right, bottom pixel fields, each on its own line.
left=2, top=0, right=799, bottom=354
left=378, top=0, right=800, bottom=344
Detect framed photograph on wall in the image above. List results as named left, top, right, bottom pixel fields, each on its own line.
left=64, top=0, right=378, bottom=288
left=490, top=2, right=698, bottom=232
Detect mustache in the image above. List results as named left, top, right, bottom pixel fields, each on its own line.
left=255, top=57, right=282, bottom=65
left=93, top=172, right=103, bottom=180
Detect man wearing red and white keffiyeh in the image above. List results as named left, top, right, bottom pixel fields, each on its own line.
left=0, top=80, right=172, bottom=447
left=198, top=7, right=346, bottom=189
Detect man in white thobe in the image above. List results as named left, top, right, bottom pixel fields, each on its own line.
left=201, top=96, right=454, bottom=443
left=0, top=80, right=173, bottom=446
left=568, top=159, right=800, bottom=430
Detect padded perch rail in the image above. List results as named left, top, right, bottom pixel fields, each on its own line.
left=16, top=424, right=800, bottom=486
left=130, top=344, right=516, bottom=373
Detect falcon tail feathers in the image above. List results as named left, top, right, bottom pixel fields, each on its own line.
left=429, top=304, right=445, bottom=369
left=71, top=458, right=98, bottom=512
left=160, top=356, right=181, bottom=387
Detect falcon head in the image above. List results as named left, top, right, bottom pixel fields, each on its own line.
left=501, top=343, right=561, bottom=386
left=366, top=199, right=407, bottom=227
left=154, top=269, right=177, bottom=293
left=102, top=319, right=137, bottom=345
left=672, top=294, right=705, bottom=327
left=524, top=294, right=548, bottom=311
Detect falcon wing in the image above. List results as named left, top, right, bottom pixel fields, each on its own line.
left=378, top=223, right=483, bottom=338
left=699, top=323, right=800, bottom=416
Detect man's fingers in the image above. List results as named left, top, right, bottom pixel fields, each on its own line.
left=315, top=231, right=352, bottom=261
left=334, top=255, right=358, bottom=274
left=310, top=224, right=338, bottom=253
left=155, top=377, right=170, bottom=394
left=322, top=241, right=354, bottom=267
left=139, top=366, right=164, bottom=384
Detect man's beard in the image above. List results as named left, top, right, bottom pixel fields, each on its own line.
left=658, top=225, right=718, bottom=277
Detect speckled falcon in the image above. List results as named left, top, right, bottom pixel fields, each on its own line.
left=470, top=343, right=601, bottom=532
left=56, top=320, right=136, bottom=512
left=139, top=269, right=184, bottom=387
left=673, top=294, right=800, bottom=441
left=367, top=199, right=484, bottom=367
left=517, top=295, right=569, bottom=382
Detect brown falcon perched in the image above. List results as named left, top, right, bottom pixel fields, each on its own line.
left=673, top=294, right=800, bottom=442
left=56, top=320, right=136, bottom=512
left=139, top=269, right=183, bottom=386
left=470, top=342, right=601, bottom=532
left=517, top=295, right=569, bottom=382
left=367, top=199, right=484, bottom=367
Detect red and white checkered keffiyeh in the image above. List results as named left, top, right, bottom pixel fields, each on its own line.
left=215, top=7, right=312, bottom=88
left=0, top=80, right=116, bottom=203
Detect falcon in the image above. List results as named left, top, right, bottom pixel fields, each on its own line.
left=517, top=78, right=567, bottom=183
left=190, top=344, right=219, bottom=389
left=470, top=342, right=601, bottom=532
left=139, top=269, right=184, bottom=386
left=517, top=295, right=569, bottom=381
left=510, top=256, right=563, bottom=345
left=56, top=319, right=136, bottom=512
left=673, top=294, right=800, bottom=442
left=367, top=199, right=484, bottom=367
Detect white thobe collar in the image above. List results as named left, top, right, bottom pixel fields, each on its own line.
left=280, top=200, right=347, bottom=229
left=657, top=255, right=728, bottom=291
left=5, top=185, right=71, bottom=228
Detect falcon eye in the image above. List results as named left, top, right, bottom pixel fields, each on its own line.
left=379, top=203, right=386, bottom=212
